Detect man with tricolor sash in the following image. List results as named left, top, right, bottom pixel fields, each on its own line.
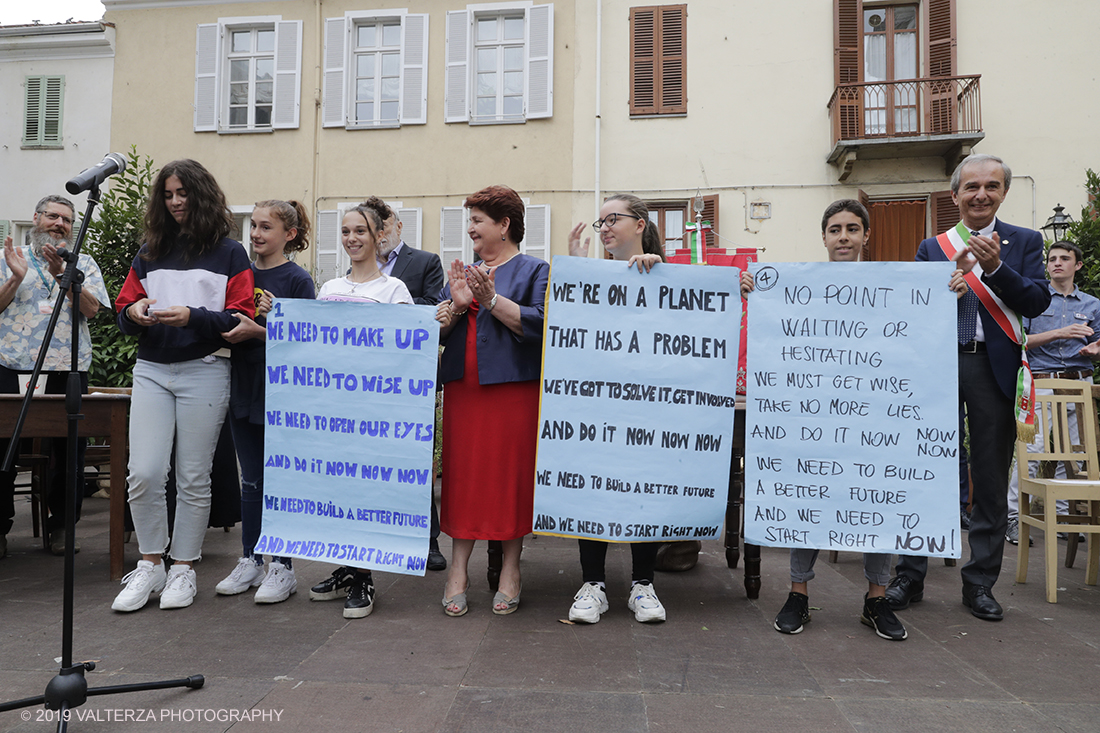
left=886, top=154, right=1051, bottom=621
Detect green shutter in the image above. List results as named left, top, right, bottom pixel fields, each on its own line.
left=23, top=75, right=64, bottom=148
left=0, top=220, right=10, bottom=242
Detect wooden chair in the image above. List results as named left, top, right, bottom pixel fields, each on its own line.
left=1016, top=379, right=1100, bottom=602
left=12, top=438, right=51, bottom=548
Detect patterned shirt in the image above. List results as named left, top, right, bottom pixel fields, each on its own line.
left=0, top=246, right=107, bottom=371
left=1024, top=283, right=1100, bottom=373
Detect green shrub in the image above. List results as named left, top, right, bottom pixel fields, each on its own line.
left=82, top=146, right=157, bottom=387
left=1068, top=168, right=1100, bottom=300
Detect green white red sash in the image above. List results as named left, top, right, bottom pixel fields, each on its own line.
left=937, top=222, right=1035, bottom=441
left=684, top=221, right=712, bottom=264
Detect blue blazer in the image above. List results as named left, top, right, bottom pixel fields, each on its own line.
left=916, top=219, right=1051, bottom=399
left=439, top=254, right=549, bottom=385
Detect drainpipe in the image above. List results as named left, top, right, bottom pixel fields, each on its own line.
left=594, top=0, right=602, bottom=256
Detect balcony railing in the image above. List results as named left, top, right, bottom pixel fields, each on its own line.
left=827, top=75, right=982, bottom=145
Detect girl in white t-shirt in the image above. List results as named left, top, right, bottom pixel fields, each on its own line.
left=309, top=203, right=411, bottom=619
left=317, top=205, right=412, bottom=305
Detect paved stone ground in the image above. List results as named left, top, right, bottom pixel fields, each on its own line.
left=1, top=491, right=1099, bottom=733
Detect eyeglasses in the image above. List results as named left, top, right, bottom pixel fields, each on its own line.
left=592, top=213, right=643, bottom=231
left=37, top=211, right=74, bottom=226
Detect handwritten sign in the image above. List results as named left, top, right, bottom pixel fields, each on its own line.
left=533, top=257, right=738, bottom=542
left=745, top=262, right=961, bottom=558
left=260, top=299, right=440, bottom=575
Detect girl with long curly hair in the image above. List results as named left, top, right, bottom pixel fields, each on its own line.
left=111, top=159, right=255, bottom=612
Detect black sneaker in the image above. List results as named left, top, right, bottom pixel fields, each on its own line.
left=884, top=575, right=924, bottom=610
left=861, top=594, right=907, bottom=640
left=309, top=566, right=356, bottom=601
left=343, top=575, right=375, bottom=619
left=773, top=591, right=810, bottom=634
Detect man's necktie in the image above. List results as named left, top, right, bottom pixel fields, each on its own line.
left=958, top=231, right=981, bottom=344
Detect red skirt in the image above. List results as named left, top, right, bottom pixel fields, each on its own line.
left=440, top=306, right=538, bottom=540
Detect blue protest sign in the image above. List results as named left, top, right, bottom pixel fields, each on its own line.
left=744, top=262, right=961, bottom=558
left=533, top=256, right=738, bottom=542
left=259, top=299, right=440, bottom=575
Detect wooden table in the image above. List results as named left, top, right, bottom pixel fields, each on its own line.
left=1, top=393, right=130, bottom=580
left=725, top=398, right=761, bottom=598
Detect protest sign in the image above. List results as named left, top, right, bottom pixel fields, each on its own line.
left=744, top=262, right=961, bottom=558
left=533, top=256, right=738, bottom=542
left=259, top=299, right=440, bottom=575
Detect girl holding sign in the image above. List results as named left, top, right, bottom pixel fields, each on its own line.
left=434, top=185, right=549, bottom=617
left=216, top=200, right=315, bottom=604
left=563, top=193, right=668, bottom=624
left=307, top=203, right=412, bottom=620
left=111, top=160, right=254, bottom=612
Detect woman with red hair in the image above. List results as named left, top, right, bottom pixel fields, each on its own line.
left=434, top=185, right=549, bottom=616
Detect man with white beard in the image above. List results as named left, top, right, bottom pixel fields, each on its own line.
left=0, top=195, right=107, bottom=559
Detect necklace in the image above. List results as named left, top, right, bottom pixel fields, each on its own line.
left=347, top=270, right=381, bottom=285
left=484, top=250, right=521, bottom=269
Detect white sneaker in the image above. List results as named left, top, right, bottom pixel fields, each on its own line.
left=627, top=582, right=666, bottom=623
left=255, top=563, right=297, bottom=604
left=216, top=557, right=265, bottom=595
left=569, top=582, right=609, bottom=623
left=160, top=565, right=197, bottom=609
left=111, top=559, right=167, bottom=612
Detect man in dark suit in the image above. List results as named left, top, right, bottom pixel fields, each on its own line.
left=361, top=197, right=448, bottom=570
left=886, top=154, right=1051, bottom=620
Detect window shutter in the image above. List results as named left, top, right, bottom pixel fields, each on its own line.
left=444, top=10, right=470, bottom=123
left=658, top=5, right=686, bottom=114
left=440, top=206, right=471, bottom=271
left=522, top=204, right=550, bottom=261
left=23, top=76, right=43, bottom=145
left=395, top=207, right=422, bottom=249
left=322, top=17, right=347, bottom=128
left=272, top=20, right=302, bottom=129
left=629, top=7, right=657, bottom=115
left=525, top=4, right=553, bottom=119
left=834, top=0, right=862, bottom=139
left=315, top=209, right=341, bottom=284
left=688, top=194, right=718, bottom=247
left=398, top=14, right=429, bottom=125
left=930, top=190, right=960, bottom=236
left=42, top=76, right=64, bottom=146
left=194, top=23, right=219, bottom=132
left=630, top=5, right=686, bottom=116
left=0, top=221, right=10, bottom=242
left=927, top=0, right=956, bottom=134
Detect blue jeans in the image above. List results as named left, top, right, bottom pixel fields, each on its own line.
left=227, top=410, right=289, bottom=566
left=790, top=548, right=891, bottom=586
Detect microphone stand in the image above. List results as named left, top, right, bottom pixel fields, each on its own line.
left=0, top=185, right=204, bottom=732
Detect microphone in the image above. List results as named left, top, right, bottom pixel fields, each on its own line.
left=66, top=152, right=127, bottom=194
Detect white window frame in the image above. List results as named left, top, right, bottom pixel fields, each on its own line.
left=194, top=16, right=302, bottom=134
left=445, top=2, right=553, bottom=125
left=389, top=203, right=424, bottom=250
left=314, top=208, right=342, bottom=285
left=229, top=205, right=253, bottom=258
left=323, top=10, right=429, bottom=129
